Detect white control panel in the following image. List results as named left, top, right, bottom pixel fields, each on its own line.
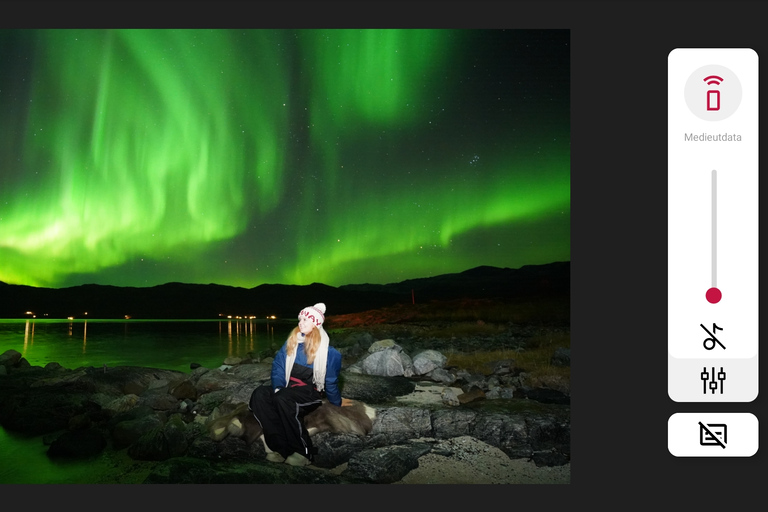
left=667, top=48, right=758, bottom=458
left=668, top=48, right=758, bottom=403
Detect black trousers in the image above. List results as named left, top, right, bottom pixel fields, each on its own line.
left=249, top=364, right=322, bottom=460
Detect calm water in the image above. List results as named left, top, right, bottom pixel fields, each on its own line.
left=0, top=318, right=297, bottom=484
left=0, top=318, right=295, bottom=372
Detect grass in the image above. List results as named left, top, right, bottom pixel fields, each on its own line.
left=328, top=296, right=570, bottom=386
left=327, top=295, right=570, bottom=329
left=421, top=321, right=509, bottom=338
left=444, top=331, right=570, bottom=379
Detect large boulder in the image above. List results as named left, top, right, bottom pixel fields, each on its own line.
left=312, top=431, right=368, bottom=469
left=0, top=349, right=22, bottom=370
left=47, top=427, right=107, bottom=459
left=471, top=413, right=532, bottom=459
left=431, top=408, right=477, bottom=438
left=0, top=387, right=104, bottom=436
left=338, top=372, right=415, bottom=403
left=366, top=406, right=432, bottom=446
left=355, top=340, right=414, bottom=377
left=342, top=442, right=432, bottom=484
left=111, top=411, right=166, bottom=450
left=359, top=348, right=413, bottom=377
left=411, top=349, right=448, bottom=375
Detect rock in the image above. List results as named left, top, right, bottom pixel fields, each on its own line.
left=312, top=431, right=368, bottom=468
left=521, top=387, right=570, bottom=405
left=367, top=406, right=432, bottom=446
left=163, top=413, right=190, bottom=458
left=47, top=427, right=107, bottom=459
left=30, top=368, right=89, bottom=388
left=228, top=362, right=272, bottom=381
left=395, top=382, right=462, bottom=407
left=336, top=330, right=375, bottom=348
left=551, top=347, right=570, bottom=367
left=440, top=387, right=461, bottom=406
left=220, top=381, right=266, bottom=406
left=144, top=456, right=353, bottom=484
left=457, top=387, right=486, bottom=404
left=0, top=349, right=22, bottom=369
left=0, top=336, right=570, bottom=480
left=367, top=339, right=399, bottom=352
left=338, top=372, right=415, bottom=403
left=189, top=389, right=228, bottom=416
left=128, top=425, right=170, bottom=461
left=487, top=386, right=516, bottom=399
left=187, top=432, right=263, bottom=461
left=359, top=347, right=414, bottom=377
left=472, top=413, right=531, bottom=459
left=426, top=367, right=456, bottom=384
left=81, top=366, right=186, bottom=397
left=0, top=386, right=102, bottom=436
left=432, top=408, right=476, bottom=438
left=532, top=449, right=571, bottom=467
left=107, top=404, right=156, bottom=426
left=68, top=412, right=92, bottom=431
left=342, top=442, right=432, bottom=484
left=193, top=369, right=242, bottom=393
left=139, top=388, right=182, bottom=411
left=483, top=358, right=515, bottom=375
left=104, top=394, right=140, bottom=414
left=170, top=379, right=198, bottom=400
left=411, top=349, right=447, bottom=375
left=527, top=413, right=571, bottom=460
left=190, top=366, right=209, bottom=379
left=111, top=412, right=165, bottom=450
left=459, top=373, right=488, bottom=391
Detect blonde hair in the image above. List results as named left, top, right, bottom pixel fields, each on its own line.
left=286, top=325, right=321, bottom=364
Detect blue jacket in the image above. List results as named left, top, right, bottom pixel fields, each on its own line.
left=271, top=342, right=343, bottom=406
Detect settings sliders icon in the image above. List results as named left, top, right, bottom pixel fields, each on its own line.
left=701, top=366, right=726, bottom=394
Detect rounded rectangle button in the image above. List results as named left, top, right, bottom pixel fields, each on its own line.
left=668, top=412, right=758, bottom=457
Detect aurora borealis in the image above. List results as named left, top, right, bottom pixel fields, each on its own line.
left=0, top=29, right=570, bottom=289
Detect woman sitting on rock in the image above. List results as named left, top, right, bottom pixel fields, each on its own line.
left=249, top=302, right=342, bottom=466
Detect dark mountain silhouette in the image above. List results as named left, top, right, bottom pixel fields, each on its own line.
left=0, top=261, right=569, bottom=319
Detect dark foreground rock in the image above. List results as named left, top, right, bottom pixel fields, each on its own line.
left=144, top=457, right=356, bottom=484
left=0, top=332, right=570, bottom=484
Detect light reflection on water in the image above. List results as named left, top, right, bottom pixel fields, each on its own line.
left=3, top=318, right=293, bottom=372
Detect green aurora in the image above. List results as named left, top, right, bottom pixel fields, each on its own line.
left=0, top=29, right=570, bottom=289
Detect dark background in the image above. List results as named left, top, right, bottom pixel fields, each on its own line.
left=4, top=0, right=764, bottom=506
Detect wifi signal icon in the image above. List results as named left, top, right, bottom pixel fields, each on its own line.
left=704, top=75, right=724, bottom=111
left=704, top=75, right=724, bottom=86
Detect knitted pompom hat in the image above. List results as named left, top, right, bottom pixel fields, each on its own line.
left=298, top=302, right=326, bottom=327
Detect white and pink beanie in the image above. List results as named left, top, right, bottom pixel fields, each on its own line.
left=299, top=303, right=326, bottom=327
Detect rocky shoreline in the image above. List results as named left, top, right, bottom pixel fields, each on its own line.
left=0, top=323, right=570, bottom=484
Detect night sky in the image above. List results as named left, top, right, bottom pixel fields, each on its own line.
left=0, top=29, right=569, bottom=289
